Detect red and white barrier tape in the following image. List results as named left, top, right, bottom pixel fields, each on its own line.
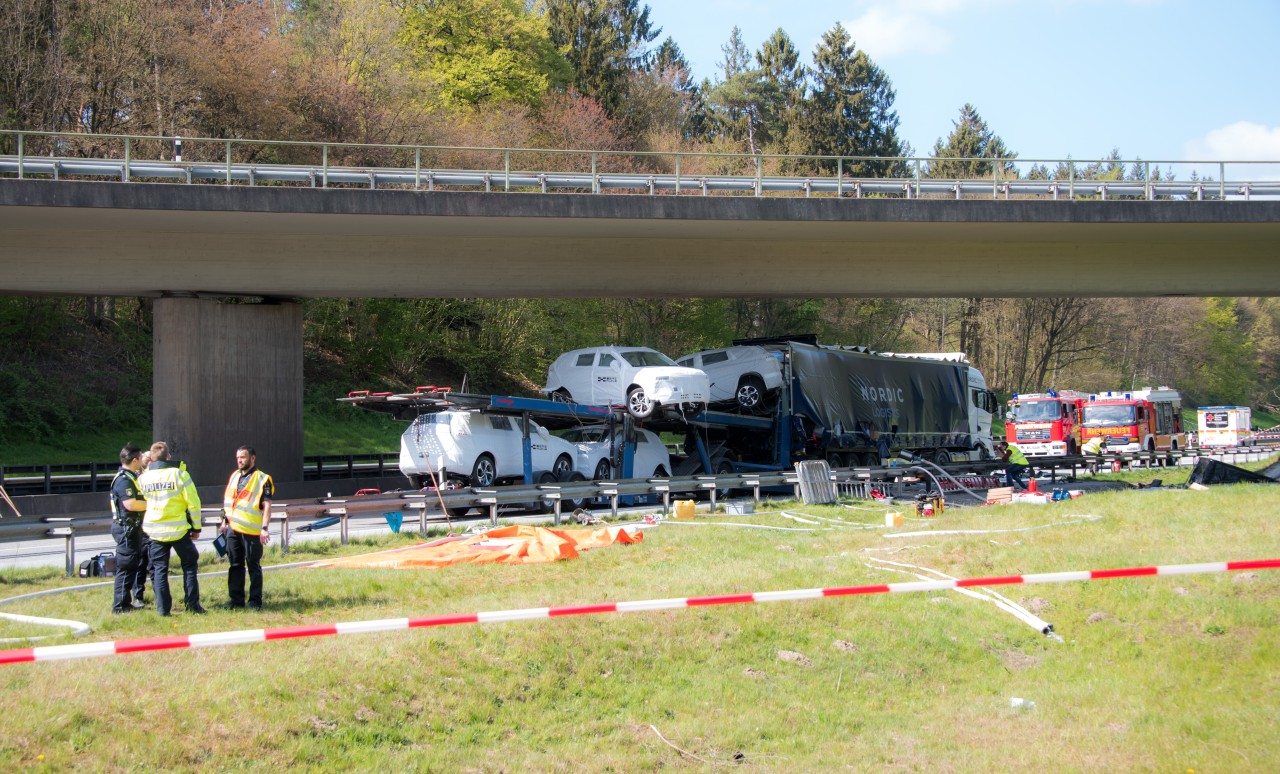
left=3, top=558, right=1278, bottom=665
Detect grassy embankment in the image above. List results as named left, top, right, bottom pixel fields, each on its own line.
left=2, top=476, right=1279, bottom=770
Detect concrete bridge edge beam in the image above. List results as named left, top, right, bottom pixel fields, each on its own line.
left=152, top=297, right=303, bottom=487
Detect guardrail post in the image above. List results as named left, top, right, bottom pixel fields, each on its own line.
left=553, top=496, right=562, bottom=527
left=47, top=518, right=75, bottom=577
left=322, top=144, right=329, bottom=188
left=504, top=150, right=510, bottom=192
left=837, top=157, right=843, bottom=197
left=591, top=152, right=598, bottom=193
left=674, top=154, right=681, bottom=194
left=331, top=508, right=348, bottom=545
left=1069, top=164, right=1075, bottom=199
left=1219, top=162, right=1225, bottom=201
left=225, top=140, right=233, bottom=185
left=279, top=512, right=289, bottom=555
left=415, top=148, right=422, bottom=190
left=44, top=464, right=52, bottom=495
left=914, top=158, right=921, bottom=199
left=755, top=155, right=763, bottom=197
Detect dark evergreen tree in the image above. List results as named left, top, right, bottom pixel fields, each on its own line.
left=797, top=23, right=903, bottom=175
left=926, top=103, right=1018, bottom=178
left=754, top=28, right=807, bottom=151
left=544, top=0, right=660, bottom=119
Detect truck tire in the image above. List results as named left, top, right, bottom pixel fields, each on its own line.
left=932, top=449, right=951, bottom=466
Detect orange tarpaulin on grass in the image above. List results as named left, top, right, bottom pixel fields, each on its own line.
left=311, top=524, right=643, bottom=570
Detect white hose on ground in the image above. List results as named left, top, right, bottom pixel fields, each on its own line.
left=782, top=510, right=884, bottom=529
left=885, top=514, right=1103, bottom=539
left=865, top=556, right=1060, bottom=639
left=0, top=610, right=91, bottom=642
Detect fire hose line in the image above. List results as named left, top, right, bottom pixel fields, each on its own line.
left=864, top=557, right=1059, bottom=639
left=1, top=557, right=1277, bottom=666
left=886, top=514, right=1104, bottom=539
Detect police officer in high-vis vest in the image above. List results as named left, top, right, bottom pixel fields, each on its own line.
left=139, top=441, right=206, bottom=615
left=220, top=446, right=274, bottom=610
left=109, top=444, right=147, bottom=613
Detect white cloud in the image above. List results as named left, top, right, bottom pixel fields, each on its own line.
left=843, top=6, right=952, bottom=58
left=1184, top=122, right=1280, bottom=161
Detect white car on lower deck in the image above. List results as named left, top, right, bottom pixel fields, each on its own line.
left=559, top=425, right=672, bottom=480
left=399, top=409, right=578, bottom=488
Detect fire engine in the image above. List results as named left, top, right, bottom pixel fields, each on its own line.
left=1080, top=387, right=1187, bottom=454
left=1005, top=390, right=1089, bottom=457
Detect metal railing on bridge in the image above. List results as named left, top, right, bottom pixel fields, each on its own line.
left=3, top=129, right=1278, bottom=201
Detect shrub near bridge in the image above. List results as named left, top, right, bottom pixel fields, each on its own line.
left=1, top=485, right=1279, bottom=770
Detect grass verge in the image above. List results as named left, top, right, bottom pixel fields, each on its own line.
left=2, top=486, right=1280, bottom=770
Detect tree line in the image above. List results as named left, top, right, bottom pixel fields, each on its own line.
left=1, top=294, right=1276, bottom=447
left=1, top=1, right=1275, bottom=444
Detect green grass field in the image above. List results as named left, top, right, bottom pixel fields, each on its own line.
left=2, top=479, right=1279, bottom=771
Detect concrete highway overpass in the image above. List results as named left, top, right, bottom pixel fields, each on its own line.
left=2, top=178, right=1278, bottom=486
left=3, top=179, right=1279, bottom=298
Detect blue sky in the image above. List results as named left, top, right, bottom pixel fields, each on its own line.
left=641, top=0, right=1280, bottom=177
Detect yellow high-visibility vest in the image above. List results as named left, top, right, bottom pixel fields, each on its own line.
left=223, top=469, right=272, bottom=536
left=140, top=462, right=201, bottom=541
left=1007, top=444, right=1030, bottom=466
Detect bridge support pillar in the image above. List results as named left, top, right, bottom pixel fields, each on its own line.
left=153, top=297, right=303, bottom=487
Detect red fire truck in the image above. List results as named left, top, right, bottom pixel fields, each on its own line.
left=1080, top=387, right=1187, bottom=454
left=1005, top=390, right=1089, bottom=457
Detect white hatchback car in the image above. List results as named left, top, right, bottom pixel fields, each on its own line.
left=399, top=409, right=578, bottom=488
left=542, top=346, right=709, bottom=419
left=559, top=425, right=672, bottom=480
left=676, top=345, right=784, bottom=411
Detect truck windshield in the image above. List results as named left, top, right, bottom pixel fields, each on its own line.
left=1083, top=404, right=1135, bottom=427
left=622, top=350, right=677, bottom=367
left=1009, top=401, right=1062, bottom=422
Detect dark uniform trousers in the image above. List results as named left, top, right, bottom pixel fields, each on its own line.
left=226, top=530, right=264, bottom=608
left=110, top=521, right=144, bottom=613
left=149, top=536, right=201, bottom=615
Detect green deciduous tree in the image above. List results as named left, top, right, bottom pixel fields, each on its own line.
left=398, top=0, right=571, bottom=108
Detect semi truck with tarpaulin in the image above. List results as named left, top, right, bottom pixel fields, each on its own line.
left=690, top=338, right=998, bottom=471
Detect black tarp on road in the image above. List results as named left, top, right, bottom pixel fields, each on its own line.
left=1187, top=458, right=1278, bottom=486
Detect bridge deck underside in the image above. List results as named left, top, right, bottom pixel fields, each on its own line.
left=2, top=180, right=1278, bottom=297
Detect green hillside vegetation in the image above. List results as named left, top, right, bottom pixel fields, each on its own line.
left=1, top=296, right=1277, bottom=464
left=2, top=483, right=1279, bottom=768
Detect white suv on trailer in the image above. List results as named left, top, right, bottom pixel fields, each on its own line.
left=399, top=409, right=578, bottom=488
left=542, top=346, right=709, bottom=419
left=677, top=345, right=784, bottom=411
